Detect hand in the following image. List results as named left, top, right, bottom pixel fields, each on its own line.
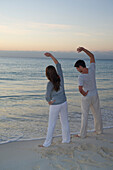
left=84, top=90, right=88, bottom=96
left=44, top=52, right=58, bottom=64
left=77, top=47, right=84, bottom=53
left=48, top=100, right=55, bottom=105
left=44, top=52, right=53, bottom=57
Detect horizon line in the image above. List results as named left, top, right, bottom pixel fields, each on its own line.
left=0, top=50, right=113, bottom=53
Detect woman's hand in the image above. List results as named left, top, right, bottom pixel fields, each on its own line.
left=48, top=100, right=55, bottom=105
left=44, top=52, right=53, bottom=57
left=44, top=52, right=58, bottom=64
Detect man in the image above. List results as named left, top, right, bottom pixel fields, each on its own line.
left=74, top=47, right=103, bottom=138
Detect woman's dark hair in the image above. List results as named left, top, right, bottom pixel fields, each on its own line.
left=46, top=65, right=60, bottom=92
left=74, top=60, right=86, bottom=68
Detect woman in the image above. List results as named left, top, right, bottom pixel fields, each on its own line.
left=41, top=52, right=70, bottom=147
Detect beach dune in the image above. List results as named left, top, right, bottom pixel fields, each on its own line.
left=0, top=128, right=113, bottom=170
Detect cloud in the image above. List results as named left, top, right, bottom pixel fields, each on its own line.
left=0, top=24, right=31, bottom=35
left=29, top=22, right=72, bottom=30
left=73, top=32, right=91, bottom=37
left=0, top=21, right=73, bottom=36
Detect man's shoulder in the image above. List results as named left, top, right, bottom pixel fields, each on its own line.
left=90, top=62, right=95, bottom=65
left=78, top=74, right=84, bottom=80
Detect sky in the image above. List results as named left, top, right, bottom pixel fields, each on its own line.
left=0, top=0, right=113, bottom=56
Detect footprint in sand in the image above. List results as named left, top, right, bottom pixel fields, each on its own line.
left=98, top=147, right=113, bottom=161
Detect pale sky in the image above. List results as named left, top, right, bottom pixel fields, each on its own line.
left=0, top=0, right=113, bottom=52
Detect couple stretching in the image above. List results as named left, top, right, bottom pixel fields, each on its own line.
left=41, top=47, right=103, bottom=147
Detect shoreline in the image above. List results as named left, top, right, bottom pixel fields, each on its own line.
left=0, top=126, right=113, bottom=145
left=0, top=128, right=113, bottom=170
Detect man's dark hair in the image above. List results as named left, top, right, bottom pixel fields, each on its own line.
left=74, top=60, right=86, bottom=68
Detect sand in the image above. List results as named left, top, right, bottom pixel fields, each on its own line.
left=0, top=128, right=113, bottom=170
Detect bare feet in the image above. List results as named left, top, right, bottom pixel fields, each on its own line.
left=38, top=145, right=44, bottom=147
left=74, top=134, right=80, bottom=137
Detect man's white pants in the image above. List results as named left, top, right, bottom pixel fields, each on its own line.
left=80, top=94, right=103, bottom=138
left=43, top=101, right=70, bottom=147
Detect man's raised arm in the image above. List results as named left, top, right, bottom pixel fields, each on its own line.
left=77, top=47, right=95, bottom=63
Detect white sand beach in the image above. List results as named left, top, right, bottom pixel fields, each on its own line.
left=0, top=128, right=113, bottom=170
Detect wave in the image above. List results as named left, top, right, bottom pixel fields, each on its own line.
left=0, top=78, right=16, bottom=81
left=0, top=94, right=44, bottom=99
left=0, top=135, right=23, bottom=145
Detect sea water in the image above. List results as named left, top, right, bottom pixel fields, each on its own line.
left=0, top=56, right=113, bottom=144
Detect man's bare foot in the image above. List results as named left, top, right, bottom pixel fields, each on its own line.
left=94, top=131, right=102, bottom=135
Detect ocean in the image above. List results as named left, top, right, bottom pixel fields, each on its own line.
left=0, top=56, right=113, bottom=144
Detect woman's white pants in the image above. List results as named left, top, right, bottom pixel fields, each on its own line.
left=80, top=94, right=103, bottom=138
left=43, top=101, right=70, bottom=147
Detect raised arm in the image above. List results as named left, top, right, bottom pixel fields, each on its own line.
left=77, top=47, right=95, bottom=63
left=44, top=52, right=58, bottom=64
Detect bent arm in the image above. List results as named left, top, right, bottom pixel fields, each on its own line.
left=77, top=47, right=95, bottom=63
left=79, top=86, right=88, bottom=96
left=44, top=52, right=58, bottom=64
left=46, top=82, right=55, bottom=105
left=44, top=52, right=63, bottom=81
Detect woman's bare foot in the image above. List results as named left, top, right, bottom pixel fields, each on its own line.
left=74, top=134, right=80, bottom=137
left=38, top=145, right=44, bottom=147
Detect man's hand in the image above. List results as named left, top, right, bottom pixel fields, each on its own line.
left=77, top=47, right=84, bottom=53
left=77, top=47, right=95, bottom=63
left=84, top=90, right=89, bottom=96
left=79, top=86, right=88, bottom=96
